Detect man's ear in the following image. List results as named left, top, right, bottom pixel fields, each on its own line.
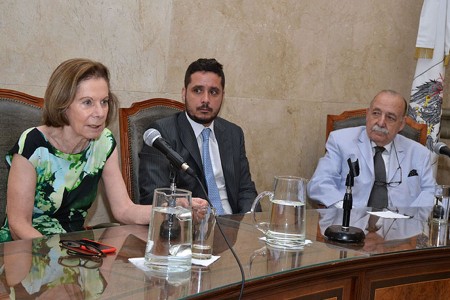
left=399, top=116, right=406, bottom=131
left=181, top=88, right=186, bottom=102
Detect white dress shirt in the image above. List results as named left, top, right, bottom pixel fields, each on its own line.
left=186, top=113, right=232, bottom=214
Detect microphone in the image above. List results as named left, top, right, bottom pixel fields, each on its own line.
left=143, top=128, right=196, bottom=176
left=434, top=142, right=450, bottom=157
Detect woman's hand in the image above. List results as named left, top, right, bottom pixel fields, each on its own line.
left=192, top=197, right=209, bottom=223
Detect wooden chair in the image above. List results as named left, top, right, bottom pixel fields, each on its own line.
left=119, top=98, right=185, bottom=203
left=0, top=89, right=44, bottom=225
left=326, top=108, right=428, bottom=146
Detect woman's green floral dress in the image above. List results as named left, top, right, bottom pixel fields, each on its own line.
left=0, top=127, right=116, bottom=242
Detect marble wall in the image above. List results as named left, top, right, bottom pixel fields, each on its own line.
left=2, top=0, right=442, bottom=224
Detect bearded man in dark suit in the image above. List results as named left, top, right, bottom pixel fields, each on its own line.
left=138, top=58, right=257, bottom=214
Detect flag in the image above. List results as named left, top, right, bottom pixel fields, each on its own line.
left=408, top=0, right=450, bottom=174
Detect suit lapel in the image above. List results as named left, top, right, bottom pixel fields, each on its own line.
left=387, top=136, right=405, bottom=182
left=357, top=129, right=375, bottom=175
left=177, top=113, right=203, bottom=172
left=214, top=119, right=235, bottom=185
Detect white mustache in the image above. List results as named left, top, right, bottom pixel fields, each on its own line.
left=372, top=124, right=389, bottom=135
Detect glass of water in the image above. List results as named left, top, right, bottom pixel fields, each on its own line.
left=432, top=185, right=450, bottom=223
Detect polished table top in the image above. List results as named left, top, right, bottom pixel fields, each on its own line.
left=0, top=207, right=445, bottom=299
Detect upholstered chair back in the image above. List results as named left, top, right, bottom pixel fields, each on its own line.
left=119, top=98, right=184, bottom=203
left=0, top=89, right=44, bottom=225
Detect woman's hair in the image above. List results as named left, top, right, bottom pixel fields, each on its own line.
left=42, top=58, right=118, bottom=127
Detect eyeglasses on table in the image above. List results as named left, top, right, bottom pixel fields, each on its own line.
left=59, top=240, right=105, bottom=257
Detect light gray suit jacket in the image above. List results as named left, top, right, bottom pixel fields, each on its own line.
left=307, top=126, right=436, bottom=208
left=138, top=112, right=257, bottom=213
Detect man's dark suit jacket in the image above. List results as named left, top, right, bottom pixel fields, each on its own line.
left=138, top=112, right=257, bottom=214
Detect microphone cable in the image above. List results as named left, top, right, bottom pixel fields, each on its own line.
left=192, top=174, right=246, bottom=300
left=144, top=130, right=245, bottom=298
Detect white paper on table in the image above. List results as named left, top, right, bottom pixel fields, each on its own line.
left=128, top=256, right=220, bottom=272
left=191, top=256, right=220, bottom=267
left=367, top=210, right=412, bottom=219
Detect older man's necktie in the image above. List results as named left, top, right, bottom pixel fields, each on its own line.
left=367, top=146, right=388, bottom=209
left=201, top=128, right=225, bottom=215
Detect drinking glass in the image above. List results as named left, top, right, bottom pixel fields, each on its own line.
left=192, top=207, right=216, bottom=260
left=432, top=185, right=450, bottom=223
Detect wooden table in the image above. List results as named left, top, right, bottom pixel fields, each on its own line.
left=0, top=207, right=449, bottom=299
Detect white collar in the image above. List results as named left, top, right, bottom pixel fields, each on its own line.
left=370, top=140, right=393, bottom=153
left=185, top=112, right=215, bottom=140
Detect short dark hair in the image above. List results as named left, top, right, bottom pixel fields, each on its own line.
left=43, top=58, right=118, bottom=127
left=184, top=58, right=225, bottom=89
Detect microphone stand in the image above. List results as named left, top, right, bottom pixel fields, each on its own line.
left=324, top=158, right=365, bottom=243
left=159, top=164, right=180, bottom=240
